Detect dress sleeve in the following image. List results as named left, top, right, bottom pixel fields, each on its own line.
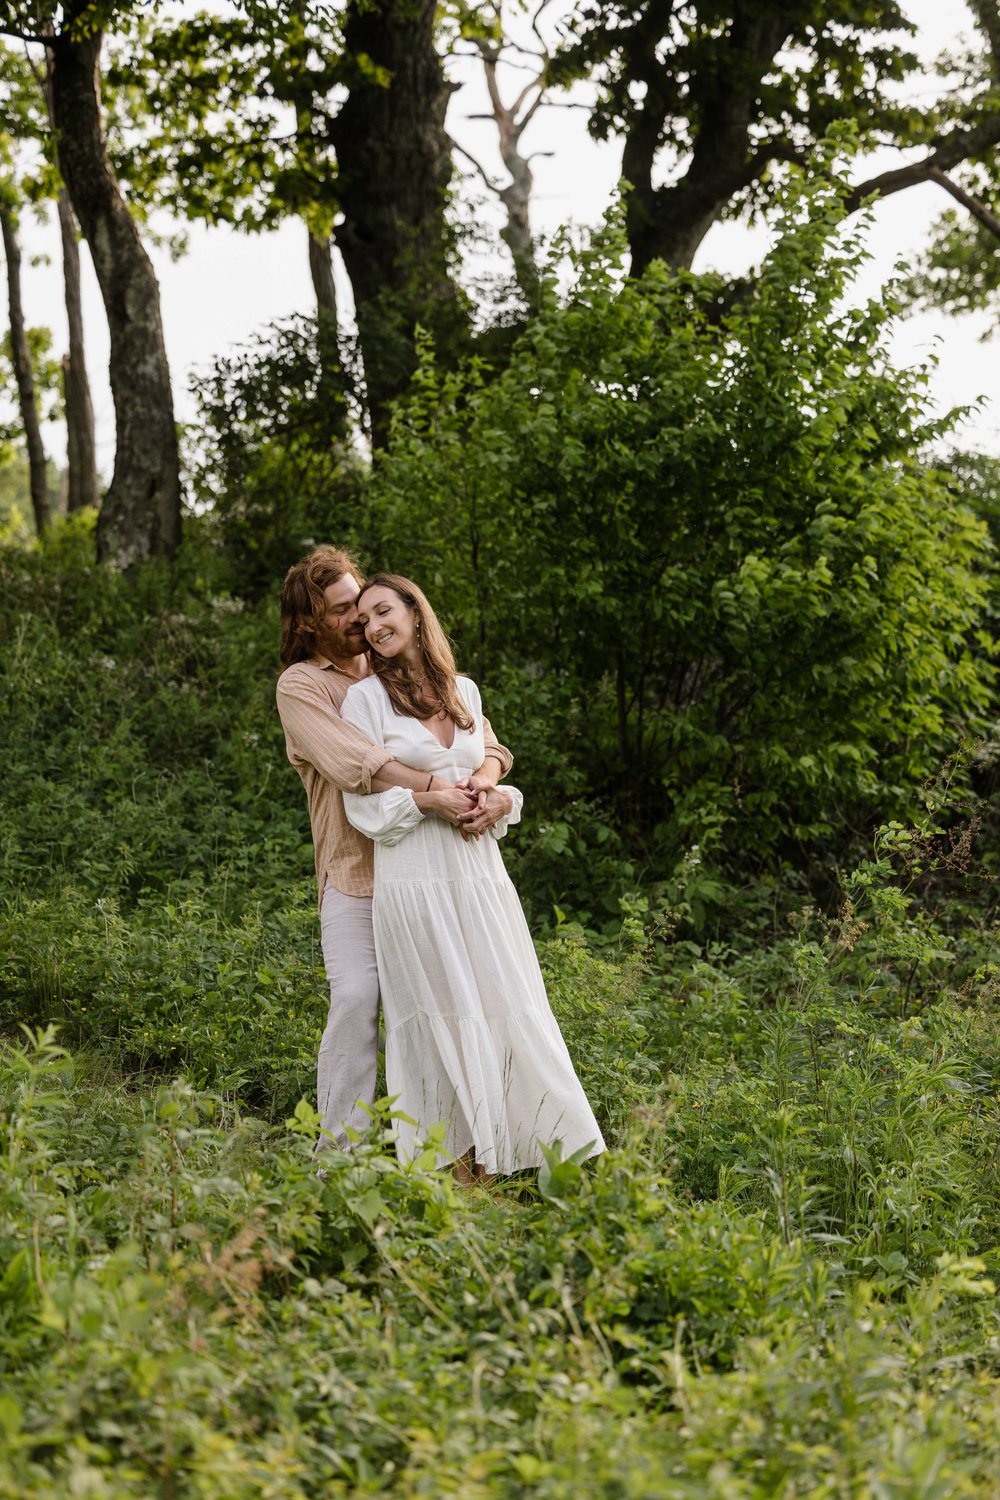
left=490, top=786, right=523, bottom=841
left=340, top=684, right=426, bottom=846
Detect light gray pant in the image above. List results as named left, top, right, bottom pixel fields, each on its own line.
left=317, top=884, right=380, bottom=1150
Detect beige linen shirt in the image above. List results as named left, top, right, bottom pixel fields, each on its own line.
left=276, top=657, right=513, bottom=902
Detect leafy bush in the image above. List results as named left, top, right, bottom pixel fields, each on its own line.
left=188, top=316, right=364, bottom=595
left=369, top=176, right=993, bottom=889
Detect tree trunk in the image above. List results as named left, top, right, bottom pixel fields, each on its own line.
left=498, top=170, right=540, bottom=310
left=622, top=9, right=792, bottom=276
left=44, top=41, right=99, bottom=514
left=476, top=41, right=542, bottom=309
left=306, top=227, right=350, bottom=438
left=308, top=228, right=338, bottom=318
left=56, top=187, right=99, bottom=512
left=47, top=26, right=179, bottom=568
left=0, top=205, right=50, bottom=536
left=276, top=0, right=348, bottom=434
left=330, top=0, right=468, bottom=446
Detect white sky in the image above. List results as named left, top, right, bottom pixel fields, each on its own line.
left=9, top=0, right=999, bottom=481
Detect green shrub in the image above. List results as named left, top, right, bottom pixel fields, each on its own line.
left=370, top=178, right=993, bottom=888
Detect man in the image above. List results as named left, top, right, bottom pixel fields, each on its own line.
left=275, top=545, right=513, bottom=1152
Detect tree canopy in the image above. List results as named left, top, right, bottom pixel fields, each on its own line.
left=0, top=1, right=997, bottom=566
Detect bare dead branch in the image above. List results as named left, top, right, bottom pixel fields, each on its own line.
left=517, top=84, right=549, bottom=138
left=473, top=38, right=503, bottom=108
left=510, top=74, right=543, bottom=121
left=449, top=134, right=503, bottom=193
left=530, top=0, right=558, bottom=54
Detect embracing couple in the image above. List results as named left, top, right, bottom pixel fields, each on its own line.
left=275, top=545, right=604, bottom=1185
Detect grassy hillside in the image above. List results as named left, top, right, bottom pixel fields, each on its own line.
left=2, top=527, right=1000, bottom=1496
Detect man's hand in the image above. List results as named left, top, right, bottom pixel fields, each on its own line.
left=457, top=784, right=514, bottom=837
left=462, top=762, right=503, bottom=799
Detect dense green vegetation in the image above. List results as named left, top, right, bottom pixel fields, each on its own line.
left=2, top=516, right=1000, bottom=1493
left=4, top=182, right=1000, bottom=1493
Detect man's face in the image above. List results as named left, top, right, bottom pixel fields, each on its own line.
left=313, top=574, right=366, bottom=661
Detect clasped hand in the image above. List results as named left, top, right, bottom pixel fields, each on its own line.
left=423, top=777, right=513, bottom=838
left=453, top=776, right=514, bottom=839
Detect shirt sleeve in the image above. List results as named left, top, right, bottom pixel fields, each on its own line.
left=276, top=673, right=392, bottom=793
left=340, top=683, right=426, bottom=846
left=459, top=677, right=513, bottom=777
left=481, top=716, right=513, bottom=777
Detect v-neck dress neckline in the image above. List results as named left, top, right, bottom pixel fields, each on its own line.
left=416, top=713, right=457, bottom=753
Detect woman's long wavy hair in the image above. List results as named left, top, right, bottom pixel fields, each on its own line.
left=359, top=574, right=473, bottom=731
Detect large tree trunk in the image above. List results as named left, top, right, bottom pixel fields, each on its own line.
left=0, top=206, right=50, bottom=536
left=47, top=26, right=179, bottom=567
left=330, top=0, right=468, bottom=446
left=56, top=186, right=99, bottom=513
left=43, top=41, right=99, bottom=515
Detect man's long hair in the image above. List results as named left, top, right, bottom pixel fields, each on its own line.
left=360, top=574, right=473, bottom=731
left=279, top=545, right=362, bottom=667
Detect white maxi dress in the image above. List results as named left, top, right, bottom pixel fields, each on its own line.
left=341, top=674, right=606, bottom=1174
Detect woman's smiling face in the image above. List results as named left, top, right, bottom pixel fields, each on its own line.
left=357, top=584, right=418, bottom=659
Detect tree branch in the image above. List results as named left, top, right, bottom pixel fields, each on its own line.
left=510, top=73, right=543, bottom=122
left=928, top=164, right=1000, bottom=239
left=515, top=79, right=546, bottom=134
left=450, top=42, right=545, bottom=68
left=845, top=114, right=1000, bottom=215
left=0, top=23, right=46, bottom=45
left=21, top=37, right=47, bottom=91
left=474, top=39, right=505, bottom=117
left=449, top=135, right=503, bottom=193
left=530, top=0, right=557, bottom=54
left=746, top=138, right=811, bottom=174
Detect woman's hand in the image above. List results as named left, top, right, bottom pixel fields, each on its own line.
left=414, top=785, right=479, bottom=830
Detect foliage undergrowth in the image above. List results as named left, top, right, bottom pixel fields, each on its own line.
left=1, top=993, right=998, bottom=1497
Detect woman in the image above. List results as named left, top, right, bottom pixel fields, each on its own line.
left=340, top=574, right=605, bottom=1183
